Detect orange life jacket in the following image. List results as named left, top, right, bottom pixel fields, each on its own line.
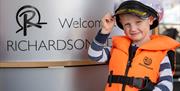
left=105, top=35, right=180, bottom=91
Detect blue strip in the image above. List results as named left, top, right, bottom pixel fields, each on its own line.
left=91, top=41, right=104, bottom=51
left=159, top=76, right=173, bottom=83
left=156, top=84, right=170, bottom=91
left=95, top=30, right=110, bottom=44
left=159, top=63, right=171, bottom=72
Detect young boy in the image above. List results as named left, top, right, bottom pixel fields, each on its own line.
left=88, top=0, right=180, bottom=91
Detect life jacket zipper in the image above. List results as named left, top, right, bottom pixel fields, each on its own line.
left=122, top=44, right=137, bottom=91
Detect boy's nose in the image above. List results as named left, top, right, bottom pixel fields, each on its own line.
left=130, top=24, right=138, bottom=32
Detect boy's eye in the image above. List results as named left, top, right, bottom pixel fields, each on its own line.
left=123, top=23, right=130, bottom=28
left=136, top=21, right=142, bottom=24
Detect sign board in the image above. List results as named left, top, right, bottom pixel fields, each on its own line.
left=0, top=0, right=123, bottom=62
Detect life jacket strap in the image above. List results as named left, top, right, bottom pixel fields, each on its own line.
left=107, top=71, right=145, bottom=89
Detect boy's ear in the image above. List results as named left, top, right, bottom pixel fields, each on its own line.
left=148, top=16, right=154, bottom=25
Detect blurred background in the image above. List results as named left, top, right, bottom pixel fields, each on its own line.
left=158, top=0, right=180, bottom=90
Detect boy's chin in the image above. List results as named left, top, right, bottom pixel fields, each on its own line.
left=130, top=36, right=142, bottom=41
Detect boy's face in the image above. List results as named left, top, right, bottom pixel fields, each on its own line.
left=119, top=14, right=153, bottom=42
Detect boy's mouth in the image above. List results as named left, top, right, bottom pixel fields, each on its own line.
left=130, top=32, right=140, bottom=36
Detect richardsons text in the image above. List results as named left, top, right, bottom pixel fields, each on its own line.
left=58, top=17, right=101, bottom=29
left=7, top=38, right=112, bottom=52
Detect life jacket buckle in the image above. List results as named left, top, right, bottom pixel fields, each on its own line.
left=132, top=77, right=144, bottom=89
